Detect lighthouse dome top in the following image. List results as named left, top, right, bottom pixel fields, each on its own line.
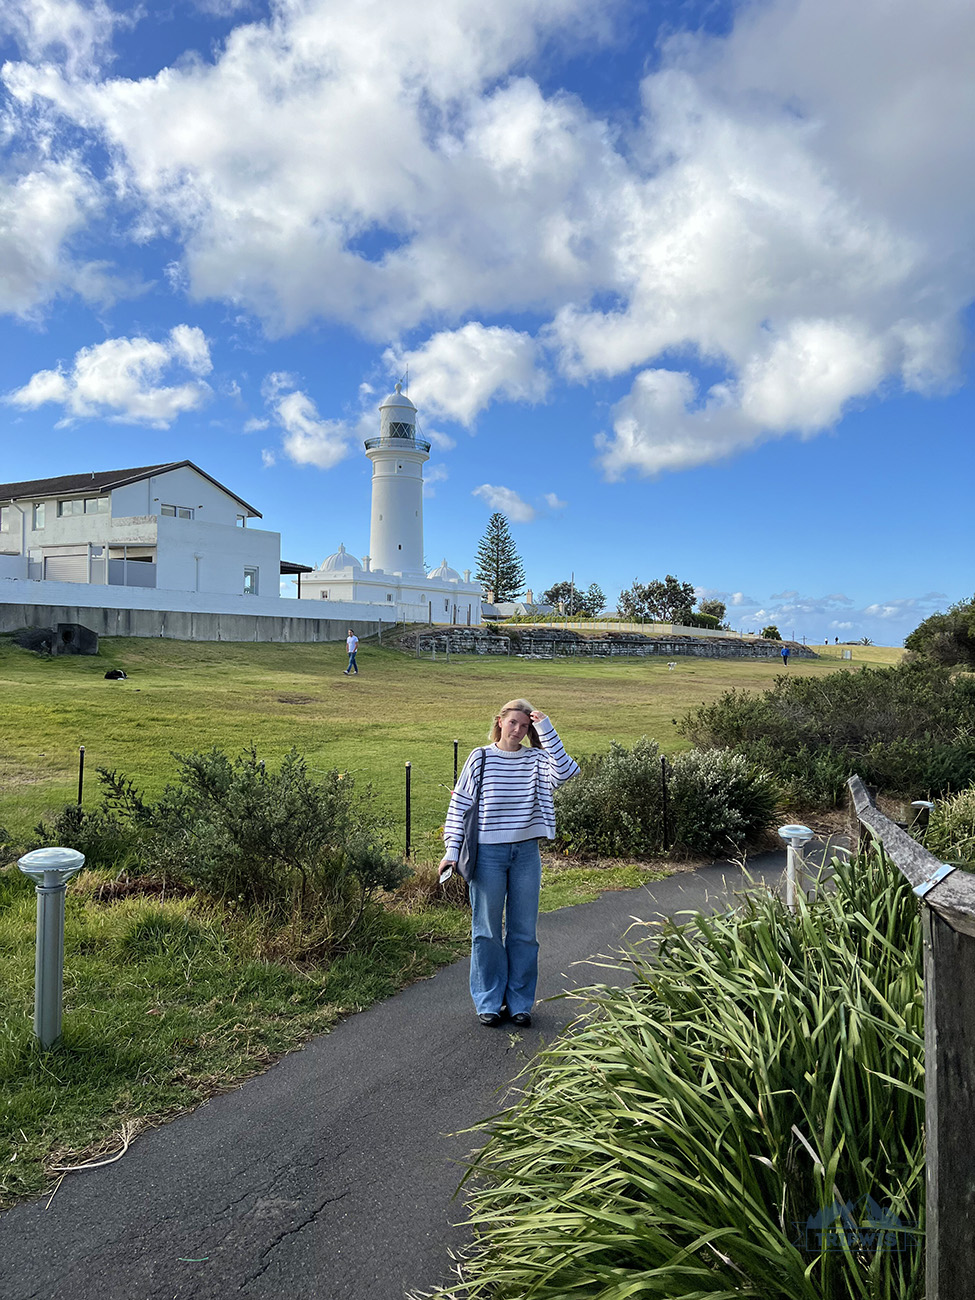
left=318, top=543, right=363, bottom=573
left=378, top=381, right=417, bottom=415
left=428, top=558, right=461, bottom=582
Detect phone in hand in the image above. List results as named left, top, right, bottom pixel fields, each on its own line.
left=438, top=863, right=454, bottom=884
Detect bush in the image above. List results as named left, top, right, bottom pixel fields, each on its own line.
left=905, top=594, right=975, bottom=667
left=31, top=747, right=409, bottom=947
left=554, top=737, right=666, bottom=857
left=554, top=739, right=777, bottom=858
left=924, top=786, right=975, bottom=864
left=668, top=748, right=778, bottom=856
left=761, top=623, right=782, bottom=639
left=422, top=849, right=924, bottom=1300
left=681, top=659, right=975, bottom=807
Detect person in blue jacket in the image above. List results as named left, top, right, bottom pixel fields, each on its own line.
left=781, top=644, right=790, bottom=666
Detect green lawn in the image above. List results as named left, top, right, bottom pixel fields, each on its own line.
left=0, top=634, right=881, bottom=852
left=0, top=633, right=896, bottom=1209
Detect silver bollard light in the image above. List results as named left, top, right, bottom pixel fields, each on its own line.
left=18, top=847, right=85, bottom=1049
left=778, top=823, right=813, bottom=913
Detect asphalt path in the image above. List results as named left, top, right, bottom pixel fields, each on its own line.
left=1, top=849, right=816, bottom=1300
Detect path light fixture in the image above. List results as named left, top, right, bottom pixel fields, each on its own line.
left=18, top=847, right=85, bottom=1049
left=777, top=823, right=813, bottom=913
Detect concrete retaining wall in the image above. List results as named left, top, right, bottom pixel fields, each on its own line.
left=414, top=628, right=817, bottom=660
left=0, top=602, right=383, bottom=643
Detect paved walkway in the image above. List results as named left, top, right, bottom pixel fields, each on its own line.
left=1, top=851, right=813, bottom=1300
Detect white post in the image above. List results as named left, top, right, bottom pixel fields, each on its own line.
left=18, top=848, right=86, bottom=1049
left=777, top=824, right=813, bottom=912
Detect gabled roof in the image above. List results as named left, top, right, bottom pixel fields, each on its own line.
left=0, top=461, right=262, bottom=517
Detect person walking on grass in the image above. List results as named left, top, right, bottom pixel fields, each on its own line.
left=344, top=629, right=359, bottom=675
left=781, top=644, right=790, bottom=667
left=439, top=699, right=579, bottom=1029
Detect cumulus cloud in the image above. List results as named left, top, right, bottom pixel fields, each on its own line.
left=543, top=492, right=566, bottom=510
left=5, top=326, right=213, bottom=426
left=472, top=484, right=536, bottom=523
left=263, top=373, right=352, bottom=470
left=423, top=464, right=449, bottom=498
left=387, top=324, right=549, bottom=426
left=1, top=0, right=124, bottom=77
left=2, top=0, right=973, bottom=473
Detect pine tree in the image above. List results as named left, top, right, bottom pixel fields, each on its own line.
left=475, top=512, right=525, bottom=602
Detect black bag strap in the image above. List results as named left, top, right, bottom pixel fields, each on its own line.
left=471, top=746, right=487, bottom=804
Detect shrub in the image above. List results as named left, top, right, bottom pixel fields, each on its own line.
left=668, top=748, right=778, bottom=856
left=924, top=786, right=975, bottom=864
left=554, top=737, right=665, bottom=857
left=681, top=659, right=975, bottom=807
left=905, top=594, right=975, bottom=667
left=554, top=739, right=776, bottom=858
left=761, top=623, right=782, bottom=639
left=31, top=747, right=408, bottom=947
left=423, top=849, right=924, bottom=1300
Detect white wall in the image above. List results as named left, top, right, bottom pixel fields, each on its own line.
left=111, top=465, right=256, bottom=526
left=0, top=554, right=28, bottom=579
left=1, top=575, right=397, bottom=623
left=153, top=515, right=281, bottom=596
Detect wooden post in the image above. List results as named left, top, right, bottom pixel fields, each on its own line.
left=848, top=774, right=975, bottom=1300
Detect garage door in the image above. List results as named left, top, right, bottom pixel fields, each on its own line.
left=44, top=553, right=88, bottom=582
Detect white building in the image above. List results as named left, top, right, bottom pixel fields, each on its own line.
left=301, top=384, right=482, bottom=625
left=0, top=461, right=280, bottom=597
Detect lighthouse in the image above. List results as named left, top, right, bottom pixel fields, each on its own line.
left=364, top=382, right=429, bottom=576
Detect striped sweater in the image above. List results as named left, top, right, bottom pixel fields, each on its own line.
left=443, top=717, right=579, bottom=855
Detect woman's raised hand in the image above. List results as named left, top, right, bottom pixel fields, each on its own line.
left=529, top=710, right=547, bottom=724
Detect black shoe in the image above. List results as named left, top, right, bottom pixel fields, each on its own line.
left=510, top=1012, right=532, bottom=1028
left=478, top=1012, right=502, bottom=1027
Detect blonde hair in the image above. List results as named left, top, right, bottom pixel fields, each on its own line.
left=489, top=698, right=541, bottom=748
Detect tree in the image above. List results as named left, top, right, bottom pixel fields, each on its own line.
left=618, top=575, right=696, bottom=623
left=542, top=580, right=606, bottom=617
left=697, top=598, right=727, bottom=623
left=905, top=595, right=975, bottom=667
left=475, top=513, right=525, bottom=603
left=761, top=625, right=782, bottom=640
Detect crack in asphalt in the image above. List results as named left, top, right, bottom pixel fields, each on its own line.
left=233, top=1189, right=351, bottom=1291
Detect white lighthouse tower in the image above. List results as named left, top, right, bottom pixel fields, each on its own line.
left=300, top=383, right=482, bottom=624
left=365, top=382, right=428, bottom=575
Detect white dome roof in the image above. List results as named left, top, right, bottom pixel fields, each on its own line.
left=378, top=381, right=417, bottom=415
left=319, top=543, right=363, bottom=573
left=428, top=558, right=461, bottom=582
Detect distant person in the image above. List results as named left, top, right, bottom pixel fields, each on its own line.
left=781, top=644, right=790, bottom=666
left=343, top=629, right=359, bottom=675
left=439, top=699, right=579, bottom=1029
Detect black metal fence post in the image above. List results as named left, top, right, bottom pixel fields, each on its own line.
left=453, top=739, right=459, bottom=787
left=661, top=755, right=669, bottom=848
left=77, top=745, right=85, bottom=806
left=405, top=762, right=412, bottom=859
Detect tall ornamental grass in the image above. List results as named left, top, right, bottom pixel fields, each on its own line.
left=427, top=849, right=924, bottom=1300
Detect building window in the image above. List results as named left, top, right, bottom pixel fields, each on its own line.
left=236, top=514, right=246, bottom=527
left=320, top=590, right=329, bottom=599
left=444, top=600, right=449, bottom=611
left=0, top=505, right=11, bottom=532
left=243, top=567, right=259, bottom=596
left=386, top=594, right=393, bottom=602
left=161, top=504, right=194, bottom=520
left=33, top=503, right=45, bottom=529
left=56, top=497, right=108, bottom=517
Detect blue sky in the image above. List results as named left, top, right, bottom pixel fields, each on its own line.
left=1, top=0, right=972, bottom=644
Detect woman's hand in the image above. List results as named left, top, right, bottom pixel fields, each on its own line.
left=529, top=710, right=548, bottom=725
left=438, top=854, right=457, bottom=872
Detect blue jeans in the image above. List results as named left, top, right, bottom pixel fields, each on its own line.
left=346, top=651, right=358, bottom=673
left=469, top=840, right=541, bottom=1016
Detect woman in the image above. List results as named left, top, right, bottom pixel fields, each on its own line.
left=440, top=700, right=579, bottom=1028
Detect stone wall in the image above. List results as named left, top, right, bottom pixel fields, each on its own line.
left=410, top=626, right=817, bottom=660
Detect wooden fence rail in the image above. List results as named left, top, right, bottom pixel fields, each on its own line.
left=848, top=774, right=975, bottom=1300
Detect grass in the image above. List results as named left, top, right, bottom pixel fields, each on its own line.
left=422, top=849, right=925, bottom=1300
left=0, top=633, right=896, bottom=1212
left=0, top=633, right=887, bottom=849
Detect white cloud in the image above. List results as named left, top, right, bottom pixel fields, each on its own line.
left=264, top=376, right=352, bottom=470
left=261, top=448, right=276, bottom=467
left=423, top=464, right=449, bottom=498
left=388, top=324, right=549, bottom=426
left=244, top=417, right=269, bottom=432
left=1, top=0, right=972, bottom=475
left=1, top=0, right=123, bottom=77
left=0, top=162, right=109, bottom=316
left=472, top=484, right=536, bottom=523
left=5, top=326, right=213, bottom=426
left=543, top=492, right=566, bottom=510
